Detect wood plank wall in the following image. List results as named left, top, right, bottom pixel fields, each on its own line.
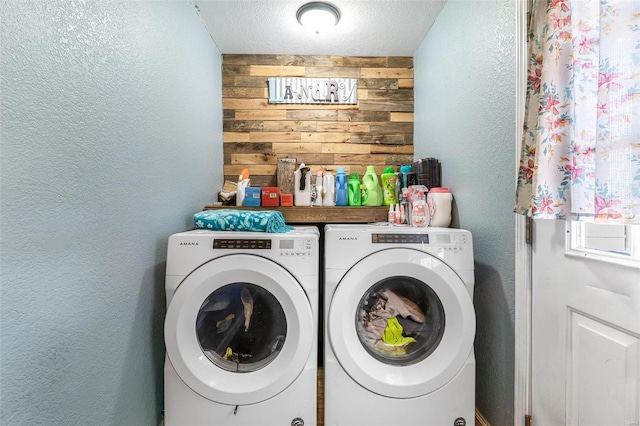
left=222, top=55, right=414, bottom=187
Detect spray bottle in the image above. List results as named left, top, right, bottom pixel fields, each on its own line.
left=411, top=188, right=428, bottom=227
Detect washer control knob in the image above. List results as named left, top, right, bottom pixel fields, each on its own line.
left=454, top=417, right=466, bottom=426
left=291, top=418, right=304, bottom=426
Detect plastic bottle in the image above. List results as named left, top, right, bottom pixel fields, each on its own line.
left=236, top=168, right=250, bottom=207
left=335, top=167, right=348, bottom=206
left=394, top=204, right=401, bottom=224
left=400, top=189, right=410, bottom=225
left=427, top=187, right=453, bottom=227
left=411, top=190, right=428, bottom=227
left=388, top=204, right=395, bottom=224
left=348, top=173, right=361, bottom=206
left=380, top=167, right=397, bottom=206
left=322, top=172, right=335, bottom=206
left=312, top=170, right=323, bottom=206
left=400, top=164, right=417, bottom=190
left=294, top=163, right=311, bottom=206
left=394, top=171, right=402, bottom=204
left=361, top=165, right=382, bottom=206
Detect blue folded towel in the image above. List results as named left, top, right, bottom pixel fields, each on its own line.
left=194, top=209, right=294, bottom=233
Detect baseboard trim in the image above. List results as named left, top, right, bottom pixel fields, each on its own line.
left=476, top=408, right=490, bottom=426
left=162, top=406, right=489, bottom=426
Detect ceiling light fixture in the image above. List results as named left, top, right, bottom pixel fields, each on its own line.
left=296, top=2, right=341, bottom=34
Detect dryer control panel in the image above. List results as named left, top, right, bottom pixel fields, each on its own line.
left=212, top=237, right=314, bottom=257
left=371, top=232, right=471, bottom=254
left=372, top=233, right=429, bottom=244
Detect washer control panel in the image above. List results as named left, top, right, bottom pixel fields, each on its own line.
left=278, top=238, right=314, bottom=257
left=213, top=238, right=271, bottom=250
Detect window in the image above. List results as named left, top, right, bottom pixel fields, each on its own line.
left=567, top=221, right=640, bottom=268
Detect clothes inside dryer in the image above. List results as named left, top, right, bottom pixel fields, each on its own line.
left=356, top=276, right=445, bottom=366
left=196, top=283, right=287, bottom=373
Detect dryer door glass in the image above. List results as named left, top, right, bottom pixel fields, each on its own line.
left=356, top=276, right=445, bottom=366
left=196, top=283, right=287, bottom=373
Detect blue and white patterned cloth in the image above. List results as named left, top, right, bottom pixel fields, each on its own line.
left=194, top=209, right=294, bottom=233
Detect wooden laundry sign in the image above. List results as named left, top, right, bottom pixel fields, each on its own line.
left=268, top=77, right=358, bottom=105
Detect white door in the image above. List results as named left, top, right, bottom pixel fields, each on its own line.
left=531, top=219, right=640, bottom=425
left=328, top=248, right=475, bottom=398
left=164, top=254, right=314, bottom=405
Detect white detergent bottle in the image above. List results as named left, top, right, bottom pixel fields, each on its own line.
left=236, top=178, right=250, bottom=206
left=313, top=170, right=323, bottom=206
left=236, top=168, right=250, bottom=206
left=323, top=172, right=335, bottom=206
left=427, top=187, right=453, bottom=227
left=294, top=163, right=311, bottom=206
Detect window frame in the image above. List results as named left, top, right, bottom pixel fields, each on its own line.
left=565, top=220, right=640, bottom=269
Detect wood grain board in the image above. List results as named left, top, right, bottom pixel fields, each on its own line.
left=222, top=55, right=414, bottom=187
left=203, top=205, right=389, bottom=224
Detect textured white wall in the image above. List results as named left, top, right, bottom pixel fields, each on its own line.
left=414, top=1, right=516, bottom=425
left=0, top=2, right=222, bottom=424
left=197, top=0, right=445, bottom=56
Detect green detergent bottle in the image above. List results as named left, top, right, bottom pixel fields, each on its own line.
left=348, top=173, right=361, bottom=206
left=380, top=167, right=397, bottom=206
left=361, top=165, right=382, bottom=206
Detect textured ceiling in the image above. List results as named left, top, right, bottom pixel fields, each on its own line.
left=193, top=0, right=446, bottom=57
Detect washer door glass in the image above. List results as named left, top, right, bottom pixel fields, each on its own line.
left=197, top=283, right=287, bottom=373
left=357, top=276, right=444, bottom=366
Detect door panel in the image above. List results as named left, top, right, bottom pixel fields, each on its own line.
left=568, top=311, right=639, bottom=426
left=531, top=220, right=640, bottom=425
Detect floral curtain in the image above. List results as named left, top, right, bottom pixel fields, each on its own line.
left=515, top=0, right=640, bottom=223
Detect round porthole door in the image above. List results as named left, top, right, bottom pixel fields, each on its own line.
left=328, top=248, right=475, bottom=398
left=165, top=254, right=314, bottom=405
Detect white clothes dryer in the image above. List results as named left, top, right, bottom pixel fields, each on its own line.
left=164, top=227, right=319, bottom=426
left=324, top=224, right=475, bottom=426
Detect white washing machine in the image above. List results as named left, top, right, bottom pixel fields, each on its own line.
left=164, top=227, right=319, bottom=426
left=324, top=224, right=475, bottom=426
